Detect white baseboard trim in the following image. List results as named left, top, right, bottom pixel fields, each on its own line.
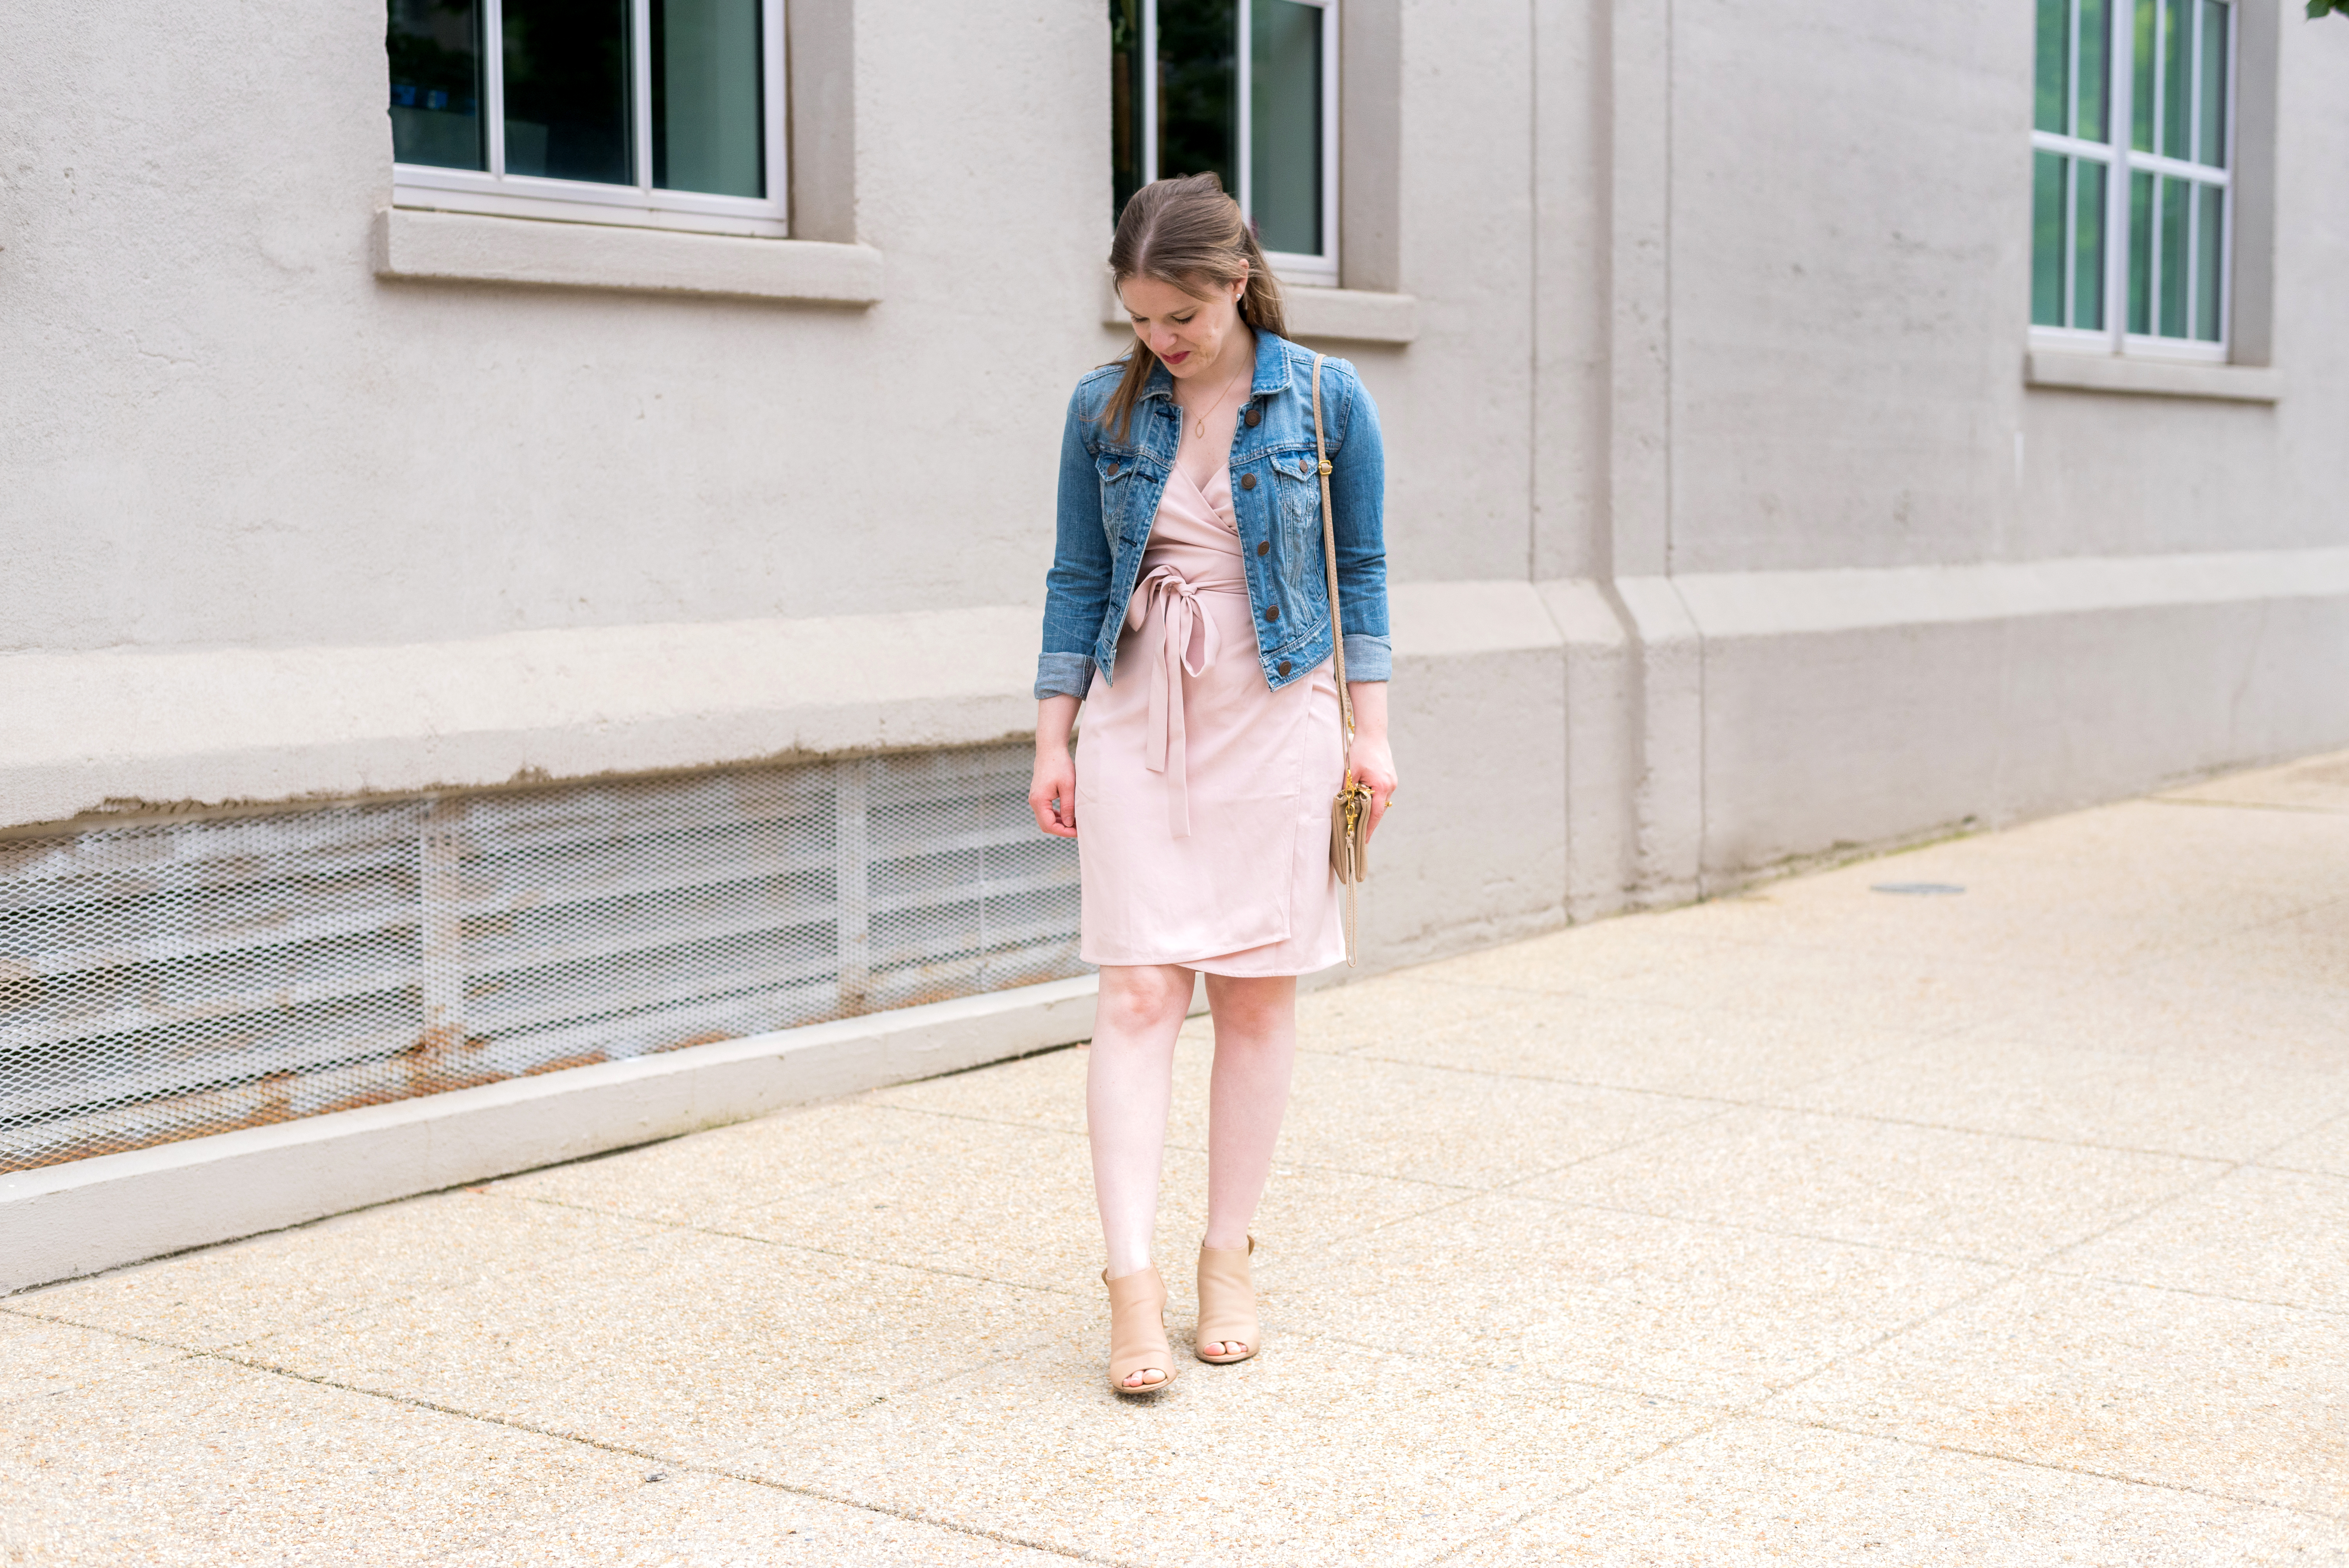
left=0, top=975, right=1100, bottom=1296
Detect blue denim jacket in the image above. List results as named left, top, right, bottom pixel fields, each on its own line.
left=1034, top=329, right=1391, bottom=700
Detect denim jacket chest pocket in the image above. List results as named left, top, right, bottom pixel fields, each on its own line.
left=1095, top=452, right=1155, bottom=543
left=1261, top=450, right=1324, bottom=599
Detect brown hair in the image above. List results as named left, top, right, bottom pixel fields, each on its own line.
left=1101, top=173, right=1287, bottom=442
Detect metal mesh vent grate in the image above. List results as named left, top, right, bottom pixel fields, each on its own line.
left=0, top=744, right=1083, bottom=1173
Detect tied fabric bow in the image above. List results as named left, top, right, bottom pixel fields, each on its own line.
left=1129, top=564, right=1221, bottom=838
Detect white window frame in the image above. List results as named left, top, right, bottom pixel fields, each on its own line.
left=393, top=0, right=789, bottom=240
left=2030, top=0, right=2235, bottom=363
left=1133, top=0, right=1340, bottom=288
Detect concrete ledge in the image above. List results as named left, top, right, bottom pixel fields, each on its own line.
left=0, top=605, right=1040, bottom=830
left=2024, top=350, right=2283, bottom=403
left=1661, top=547, right=2349, bottom=641
left=372, top=207, right=884, bottom=305
left=1101, top=277, right=1417, bottom=344
left=0, top=975, right=1100, bottom=1295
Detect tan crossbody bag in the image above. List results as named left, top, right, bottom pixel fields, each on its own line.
left=1310, top=353, right=1374, bottom=968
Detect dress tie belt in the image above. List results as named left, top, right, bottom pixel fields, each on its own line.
left=1128, top=563, right=1227, bottom=839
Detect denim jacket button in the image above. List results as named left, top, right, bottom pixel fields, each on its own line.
left=1263, top=604, right=1280, bottom=622
left=1239, top=473, right=1256, bottom=491
left=1255, top=540, right=1270, bottom=557
left=1245, top=406, right=1261, bottom=428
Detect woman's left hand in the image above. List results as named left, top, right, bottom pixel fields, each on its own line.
left=1342, top=681, right=1398, bottom=841
left=1345, top=734, right=1399, bottom=842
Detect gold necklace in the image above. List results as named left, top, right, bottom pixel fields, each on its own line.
left=1186, top=351, right=1253, bottom=440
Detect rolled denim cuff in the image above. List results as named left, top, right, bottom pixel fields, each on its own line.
left=1339, top=633, right=1392, bottom=683
left=1034, top=652, right=1096, bottom=701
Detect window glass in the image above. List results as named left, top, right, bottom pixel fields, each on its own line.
left=1250, top=0, right=1322, bottom=255
left=1158, top=0, right=1236, bottom=194
left=2194, top=183, right=2224, bottom=340
left=2034, top=0, right=2069, bottom=134
left=2130, top=0, right=2156, bottom=151
left=2036, top=0, right=2230, bottom=349
left=503, top=0, right=633, bottom=186
left=1104, top=0, right=1336, bottom=270
left=1111, top=0, right=1148, bottom=217
left=2076, top=0, right=2108, bottom=143
left=2127, top=169, right=2154, bottom=333
left=2073, top=160, right=2107, bottom=329
left=2031, top=152, right=2066, bottom=328
left=388, top=0, right=484, bottom=170
left=2196, top=0, right=2228, bottom=166
left=2159, top=0, right=2190, bottom=160
left=2157, top=174, right=2189, bottom=336
left=652, top=0, right=763, bottom=196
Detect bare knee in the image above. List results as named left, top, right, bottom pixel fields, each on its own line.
left=1204, top=976, right=1296, bottom=1041
left=1096, top=965, right=1194, bottom=1038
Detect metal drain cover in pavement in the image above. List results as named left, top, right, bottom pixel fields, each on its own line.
left=1871, top=882, right=1965, bottom=896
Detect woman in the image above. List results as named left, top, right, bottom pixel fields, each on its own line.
left=1028, top=174, right=1397, bottom=1395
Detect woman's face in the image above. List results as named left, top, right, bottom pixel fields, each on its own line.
left=1118, top=270, right=1248, bottom=380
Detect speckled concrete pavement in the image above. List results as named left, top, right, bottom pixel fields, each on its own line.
left=6, top=752, right=2348, bottom=1567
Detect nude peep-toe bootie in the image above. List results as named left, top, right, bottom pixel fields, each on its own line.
left=1103, top=1266, right=1176, bottom=1395
left=1194, top=1237, right=1260, bottom=1365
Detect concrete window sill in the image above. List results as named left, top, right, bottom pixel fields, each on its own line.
left=372, top=207, right=883, bottom=306
left=2024, top=350, right=2281, bottom=404
left=1101, top=278, right=1417, bottom=344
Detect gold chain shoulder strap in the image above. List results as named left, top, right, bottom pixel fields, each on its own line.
left=1312, top=353, right=1373, bottom=965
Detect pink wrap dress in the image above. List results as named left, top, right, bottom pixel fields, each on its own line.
left=1076, top=464, right=1347, bottom=976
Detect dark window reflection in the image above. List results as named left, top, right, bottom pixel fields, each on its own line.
left=1158, top=0, right=1233, bottom=195
left=503, top=0, right=633, bottom=186
left=388, top=0, right=484, bottom=170
left=1110, top=0, right=1146, bottom=219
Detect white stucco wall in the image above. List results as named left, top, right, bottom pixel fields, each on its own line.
left=2, top=0, right=2345, bottom=946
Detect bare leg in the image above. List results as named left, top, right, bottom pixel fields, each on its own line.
left=1198, top=973, right=1297, bottom=1359
left=1087, top=964, right=1196, bottom=1390
left=1088, top=964, right=1194, bottom=1388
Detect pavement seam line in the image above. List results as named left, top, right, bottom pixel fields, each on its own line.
left=481, top=1193, right=1096, bottom=1297
left=0, top=1307, right=1122, bottom=1566
left=1413, top=1409, right=1741, bottom=1567
left=1739, top=1410, right=2349, bottom=1524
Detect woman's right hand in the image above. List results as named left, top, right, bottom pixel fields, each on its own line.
left=1029, top=695, right=1082, bottom=838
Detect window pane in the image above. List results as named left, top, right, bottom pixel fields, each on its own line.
left=2078, top=0, right=2109, bottom=143
left=2131, top=0, right=2156, bottom=151
left=2128, top=168, right=2154, bottom=331
left=2073, top=159, right=2107, bottom=329
left=2035, top=0, right=2069, bottom=134
left=2194, top=181, right=2224, bottom=340
left=2197, top=0, right=2228, bottom=167
left=1111, top=0, right=1147, bottom=218
left=2158, top=174, right=2189, bottom=335
left=2160, top=0, right=2189, bottom=159
left=2032, top=152, right=2066, bottom=327
left=652, top=0, right=761, bottom=196
left=1250, top=0, right=1322, bottom=255
left=1158, top=0, right=1235, bottom=194
left=503, top=0, right=633, bottom=185
left=388, top=0, right=484, bottom=170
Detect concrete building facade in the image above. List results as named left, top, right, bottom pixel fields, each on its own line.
left=2, top=1, right=2345, bottom=1253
